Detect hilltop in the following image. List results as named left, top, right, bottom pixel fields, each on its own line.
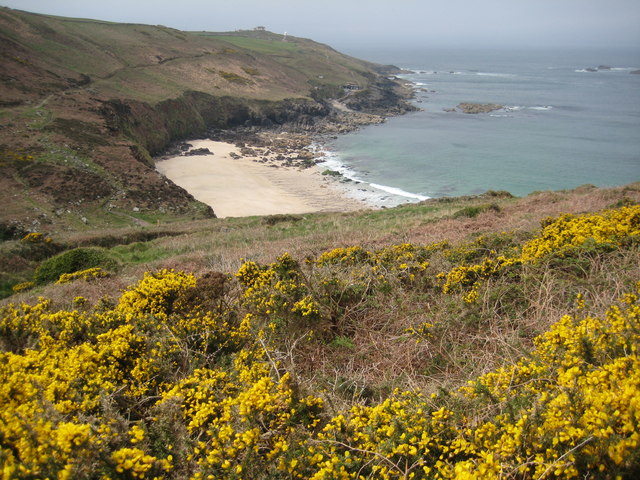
left=0, top=7, right=413, bottom=234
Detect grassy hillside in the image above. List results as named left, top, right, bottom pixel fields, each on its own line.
left=1, top=183, right=639, bottom=478
left=0, top=9, right=379, bottom=103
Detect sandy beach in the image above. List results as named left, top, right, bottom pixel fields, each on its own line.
left=155, top=139, right=365, bottom=218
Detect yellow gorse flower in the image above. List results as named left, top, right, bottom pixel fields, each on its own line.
left=1, top=205, right=638, bottom=479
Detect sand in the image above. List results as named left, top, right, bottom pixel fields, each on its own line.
left=155, top=139, right=365, bottom=218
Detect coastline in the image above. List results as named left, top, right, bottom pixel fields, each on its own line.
left=153, top=80, right=421, bottom=218
left=155, top=138, right=369, bottom=218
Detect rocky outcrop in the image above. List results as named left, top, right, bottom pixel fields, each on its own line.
left=341, top=76, right=417, bottom=116
left=184, top=148, right=212, bottom=156
left=456, top=103, right=503, bottom=114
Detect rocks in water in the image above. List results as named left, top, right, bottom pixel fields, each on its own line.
left=456, top=103, right=503, bottom=114
left=583, top=65, right=613, bottom=72
left=631, top=70, right=640, bottom=75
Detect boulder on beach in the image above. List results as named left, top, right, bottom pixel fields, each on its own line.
left=184, top=147, right=212, bottom=156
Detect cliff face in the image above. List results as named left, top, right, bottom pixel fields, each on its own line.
left=0, top=8, right=414, bottom=233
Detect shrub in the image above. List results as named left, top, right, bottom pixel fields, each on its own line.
left=56, top=267, right=111, bottom=284
left=218, top=70, right=250, bottom=84
left=241, top=66, right=261, bottom=76
left=14, top=232, right=63, bottom=262
left=483, top=190, right=514, bottom=198
left=0, top=222, right=26, bottom=241
left=452, top=203, right=501, bottom=218
left=117, top=269, right=196, bottom=319
left=262, top=214, right=303, bottom=226
left=33, top=247, right=118, bottom=285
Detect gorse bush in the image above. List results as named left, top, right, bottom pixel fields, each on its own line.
left=33, top=247, right=118, bottom=285
left=1, top=205, right=639, bottom=478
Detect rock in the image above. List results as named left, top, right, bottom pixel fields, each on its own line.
left=184, top=147, right=212, bottom=156
left=585, top=67, right=598, bottom=72
left=456, top=103, right=503, bottom=114
left=598, top=65, right=612, bottom=70
left=631, top=70, right=640, bottom=75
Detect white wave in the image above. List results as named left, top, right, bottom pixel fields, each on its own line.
left=503, top=105, right=552, bottom=112
left=312, top=144, right=430, bottom=206
left=612, top=67, right=637, bottom=71
left=476, top=72, right=516, bottom=78
left=575, top=69, right=589, bottom=73
left=315, top=150, right=365, bottom=183
left=369, top=183, right=430, bottom=201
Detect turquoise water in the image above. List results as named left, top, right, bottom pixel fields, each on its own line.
left=324, top=48, right=640, bottom=204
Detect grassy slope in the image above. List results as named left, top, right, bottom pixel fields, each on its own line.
left=1, top=8, right=377, bottom=103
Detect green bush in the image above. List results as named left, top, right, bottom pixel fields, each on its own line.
left=452, top=203, right=501, bottom=218
left=33, top=247, right=118, bottom=285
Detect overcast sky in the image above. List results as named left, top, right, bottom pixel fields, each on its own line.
left=2, top=0, right=639, bottom=52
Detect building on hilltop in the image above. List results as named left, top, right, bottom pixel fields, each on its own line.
left=254, top=26, right=266, bottom=31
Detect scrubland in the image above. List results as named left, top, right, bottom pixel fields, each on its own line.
left=1, top=184, right=639, bottom=478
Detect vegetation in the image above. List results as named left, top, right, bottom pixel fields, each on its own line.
left=1, top=196, right=638, bottom=478
left=33, top=247, right=118, bottom=285
left=1, top=9, right=639, bottom=477
left=218, top=71, right=252, bottom=85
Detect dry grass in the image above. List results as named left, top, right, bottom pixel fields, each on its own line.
left=7, top=183, right=638, bottom=310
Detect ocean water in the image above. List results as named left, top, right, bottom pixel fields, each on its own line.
left=321, top=48, right=640, bottom=205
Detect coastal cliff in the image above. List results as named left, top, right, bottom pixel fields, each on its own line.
left=0, top=7, right=414, bottom=233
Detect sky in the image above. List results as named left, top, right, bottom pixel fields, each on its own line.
left=1, top=0, right=639, bottom=53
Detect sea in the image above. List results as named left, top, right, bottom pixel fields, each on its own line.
left=319, top=47, right=640, bottom=206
